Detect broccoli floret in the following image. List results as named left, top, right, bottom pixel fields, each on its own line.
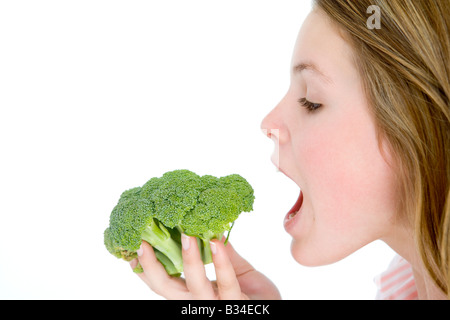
left=104, top=169, right=254, bottom=276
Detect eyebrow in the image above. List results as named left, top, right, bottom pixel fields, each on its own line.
left=293, top=62, right=333, bottom=84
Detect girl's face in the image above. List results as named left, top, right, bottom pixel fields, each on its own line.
left=261, top=9, right=400, bottom=266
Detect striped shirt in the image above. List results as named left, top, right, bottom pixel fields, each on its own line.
left=374, top=255, right=419, bottom=300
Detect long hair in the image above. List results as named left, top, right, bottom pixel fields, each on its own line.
left=313, top=0, right=450, bottom=296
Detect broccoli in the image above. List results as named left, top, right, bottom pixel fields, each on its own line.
left=104, top=169, right=255, bottom=276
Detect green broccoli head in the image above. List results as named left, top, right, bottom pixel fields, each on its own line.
left=181, top=188, right=241, bottom=237
left=104, top=169, right=255, bottom=276
left=218, top=174, right=255, bottom=212
left=141, top=170, right=203, bottom=228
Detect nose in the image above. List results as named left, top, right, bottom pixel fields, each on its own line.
left=261, top=99, right=290, bottom=171
left=260, top=100, right=288, bottom=145
left=261, top=107, right=276, bottom=139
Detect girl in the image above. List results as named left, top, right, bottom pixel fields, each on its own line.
left=131, top=0, right=450, bottom=299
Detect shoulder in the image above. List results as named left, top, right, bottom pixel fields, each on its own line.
left=374, top=255, right=418, bottom=300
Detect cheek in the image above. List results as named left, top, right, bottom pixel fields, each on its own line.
left=290, top=120, right=398, bottom=266
left=296, top=113, right=397, bottom=241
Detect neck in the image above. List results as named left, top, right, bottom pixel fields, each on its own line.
left=381, top=225, right=447, bottom=300
left=411, top=268, right=446, bottom=300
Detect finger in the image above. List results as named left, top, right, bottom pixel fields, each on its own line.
left=137, top=241, right=189, bottom=299
left=181, top=234, right=215, bottom=299
left=129, top=258, right=139, bottom=270
left=222, top=240, right=255, bottom=276
left=210, top=239, right=244, bottom=300
left=222, top=241, right=280, bottom=299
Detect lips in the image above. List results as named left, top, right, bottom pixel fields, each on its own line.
left=284, top=190, right=303, bottom=224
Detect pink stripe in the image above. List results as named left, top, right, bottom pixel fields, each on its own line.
left=380, top=271, right=413, bottom=292
left=387, top=279, right=416, bottom=300
left=403, top=290, right=419, bottom=300
left=380, top=261, right=410, bottom=283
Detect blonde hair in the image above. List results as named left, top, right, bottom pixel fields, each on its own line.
left=313, top=0, right=450, bottom=296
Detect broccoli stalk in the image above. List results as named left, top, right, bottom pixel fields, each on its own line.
left=193, top=230, right=225, bottom=266
left=139, top=218, right=183, bottom=275
left=132, top=226, right=225, bottom=276
left=197, top=237, right=213, bottom=266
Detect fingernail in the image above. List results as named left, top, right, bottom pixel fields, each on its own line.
left=181, top=233, right=190, bottom=251
left=137, top=243, right=144, bottom=256
left=210, top=241, right=217, bottom=255
left=129, top=258, right=138, bottom=269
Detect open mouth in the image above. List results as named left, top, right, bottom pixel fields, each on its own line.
left=285, top=190, right=303, bottom=223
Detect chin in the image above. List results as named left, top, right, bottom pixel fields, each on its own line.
left=290, top=239, right=353, bottom=267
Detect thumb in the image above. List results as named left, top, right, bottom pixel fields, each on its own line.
left=221, top=240, right=255, bottom=276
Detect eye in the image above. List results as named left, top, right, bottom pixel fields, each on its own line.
left=298, top=98, right=322, bottom=112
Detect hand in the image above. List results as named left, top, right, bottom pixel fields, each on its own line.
left=130, top=235, right=281, bottom=300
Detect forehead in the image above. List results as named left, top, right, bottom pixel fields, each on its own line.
left=291, top=9, right=358, bottom=84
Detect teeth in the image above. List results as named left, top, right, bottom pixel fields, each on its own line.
left=287, top=211, right=298, bottom=220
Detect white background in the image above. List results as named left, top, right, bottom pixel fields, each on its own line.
left=0, top=1, right=395, bottom=299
